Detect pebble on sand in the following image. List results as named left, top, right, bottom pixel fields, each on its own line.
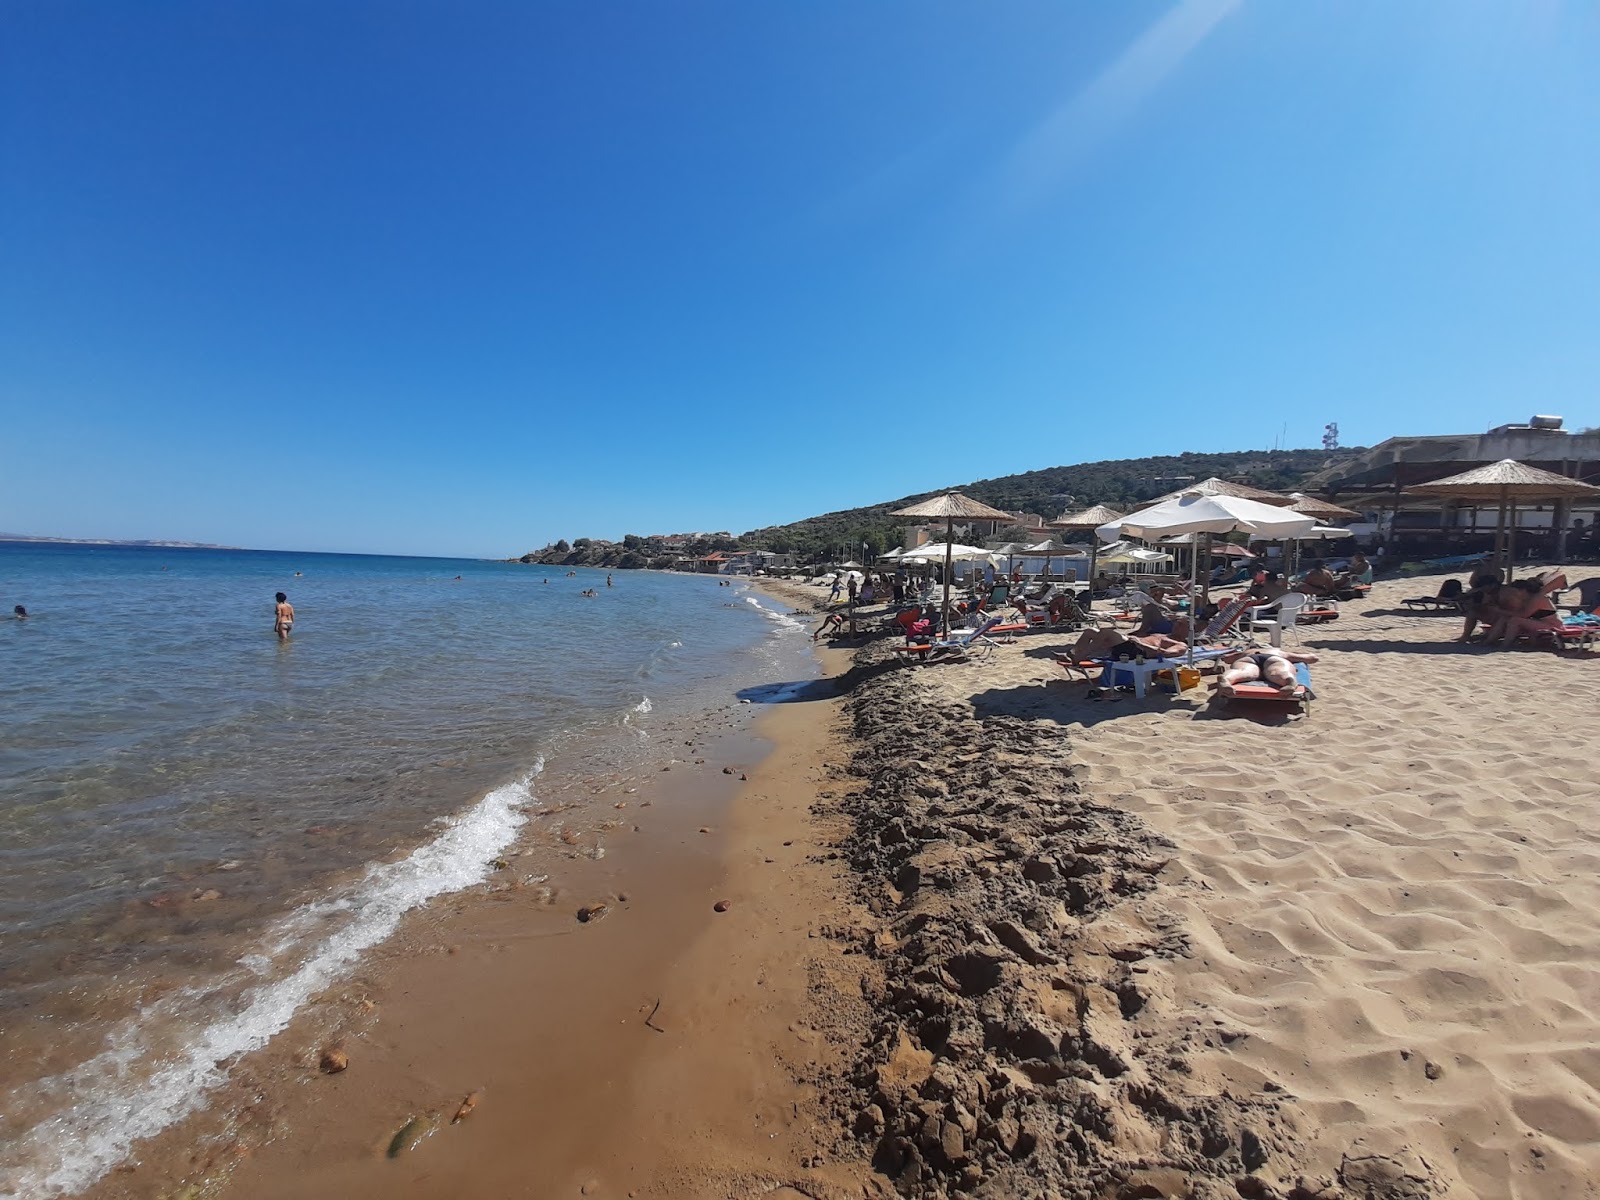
left=576, top=904, right=609, bottom=923
left=318, top=1044, right=349, bottom=1074
left=713, top=899, right=731, bottom=912
left=451, top=1091, right=481, bottom=1123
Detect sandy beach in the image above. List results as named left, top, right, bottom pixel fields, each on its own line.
left=84, top=567, right=1600, bottom=1200
left=786, top=567, right=1600, bottom=1199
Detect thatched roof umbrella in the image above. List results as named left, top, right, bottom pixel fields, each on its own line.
left=1050, top=505, right=1125, bottom=603
left=1285, top=493, right=1361, bottom=521
left=1145, top=477, right=1293, bottom=506
left=1406, top=459, right=1600, bottom=581
left=891, top=492, right=1014, bottom=635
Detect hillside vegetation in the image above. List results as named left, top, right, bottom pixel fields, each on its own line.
left=520, top=446, right=1364, bottom=567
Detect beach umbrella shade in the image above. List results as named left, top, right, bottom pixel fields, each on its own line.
left=1050, top=505, right=1126, bottom=604
left=1099, top=493, right=1316, bottom=663
left=1285, top=493, right=1362, bottom=522
left=1021, top=537, right=1077, bottom=581
left=1406, top=459, right=1600, bottom=581
left=891, top=492, right=1014, bottom=634
left=1158, top=535, right=1255, bottom=557
left=1143, top=477, right=1294, bottom=507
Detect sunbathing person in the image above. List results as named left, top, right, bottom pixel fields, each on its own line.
left=1054, top=628, right=1189, bottom=666
left=1296, top=561, right=1338, bottom=597
left=1218, top=647, right=1320, bottom=697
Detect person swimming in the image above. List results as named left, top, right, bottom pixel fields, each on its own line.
left=13, top=604, right=26, bottom=620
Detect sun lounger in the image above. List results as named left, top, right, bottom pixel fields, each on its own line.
left=891, top=615, right=1005, bottom=665
left=1222, top=661, right=1313, bottom=713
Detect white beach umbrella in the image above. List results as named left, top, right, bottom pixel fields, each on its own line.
left=1097, top=493, right=1318, bottom=543
left=1099, top=493, right=1316, bottom=664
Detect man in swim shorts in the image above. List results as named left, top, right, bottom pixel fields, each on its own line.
left=1218, top=647, right=1318, bottom=696
left=274, top=592, right=294, bottom=640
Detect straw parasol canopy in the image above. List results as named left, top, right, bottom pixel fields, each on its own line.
left=1406, top=459, right=1600, bottom=580
left=891, top=492, right=1015, bottom=635
left=1050, top=503, right=1125, bottom=531
left=1049, top=506, right=1126, bottom=604
left=1145, top=477, right=1292, bottom=507
left=1285, top=493, right=1361, bottom=522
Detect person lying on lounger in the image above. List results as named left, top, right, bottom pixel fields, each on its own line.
left=1218, top=647, right=1320, bottom=697
left=1054, top=627, right=1189, bottom=666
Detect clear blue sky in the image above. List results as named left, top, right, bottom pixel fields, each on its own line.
left=3, top=1, right=1597, bottom=557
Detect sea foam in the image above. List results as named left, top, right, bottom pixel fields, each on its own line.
left=0, top=760, right=542, bottom=1200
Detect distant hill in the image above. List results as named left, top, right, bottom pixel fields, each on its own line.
left=738, top=447, right=1365, bottom=559
left=0, top=534, right=238, bottom=549
left=519, top=446, right=1365, bottom=567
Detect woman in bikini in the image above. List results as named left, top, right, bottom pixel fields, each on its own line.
left=273, top=592, right=294, bottom=640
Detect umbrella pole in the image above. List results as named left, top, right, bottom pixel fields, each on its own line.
left=1491, top=489, right=1504, bottom=579
left=1508, top=501, right=1518, bottom=575
left=942, top=517, right=953, bottom=636
left=1188, top=534, right=1203, bottom=666
left=1086, top=543, right=1097, bottom=610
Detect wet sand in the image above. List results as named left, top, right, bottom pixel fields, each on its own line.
left=85, top=646, right=881, bottom=1200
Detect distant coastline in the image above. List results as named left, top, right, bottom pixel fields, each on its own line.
left=0, top=534, right=241, bottom=550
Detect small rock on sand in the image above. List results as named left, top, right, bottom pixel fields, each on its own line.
left=713, top=899, right=731, bottom=912
left=451, top=1091, right=480, bottom=1123
left=318, top=1045, right=349, bottom=1074
left=576, top=904, right=609, bottom=923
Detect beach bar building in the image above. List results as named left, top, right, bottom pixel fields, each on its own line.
left=1302, top=416, right=1600, bottom=559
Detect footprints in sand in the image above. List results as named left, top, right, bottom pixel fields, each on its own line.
left=1055, top=593, right=1600, bottom=1198
left=829, top=654, right=1308, bottom=1198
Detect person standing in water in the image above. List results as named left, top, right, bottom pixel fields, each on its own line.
left=274, top=592, right=295, bottom=640
left=606, top=574, right=613, bottom=587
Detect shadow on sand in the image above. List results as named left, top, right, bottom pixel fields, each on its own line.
left=968, top=679, right=1305, bottom=728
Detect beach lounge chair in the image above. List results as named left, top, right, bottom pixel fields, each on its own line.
left=1222, top=661, right=1313, bottom=714
left=1200, top=593, right=1257, bottom=643
left=1403, top=578, right=1464, bottom=611
left=891, top=615, right=1006, bottom=665
left=1299, top=598, right=1341, bottom=624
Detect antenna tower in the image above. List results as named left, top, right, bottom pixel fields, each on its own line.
left=1322, top=422, right=1340, bottom=451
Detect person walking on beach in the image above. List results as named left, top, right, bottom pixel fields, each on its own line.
left=274, top=592, right=295, bottom=640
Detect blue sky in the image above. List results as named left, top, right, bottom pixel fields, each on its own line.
left=3, top=1, right=1597, bottom=557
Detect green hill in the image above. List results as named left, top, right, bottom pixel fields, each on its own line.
left=739, top=447, right=1364, bottom=560
left=519, top=446, right=1364, bottom=566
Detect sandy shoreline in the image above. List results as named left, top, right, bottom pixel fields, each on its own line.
left=75, top=567, right=1600, bottom=1199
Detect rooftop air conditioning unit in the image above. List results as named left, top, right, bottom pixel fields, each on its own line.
left=1530, top=415, right=1564, bottom=430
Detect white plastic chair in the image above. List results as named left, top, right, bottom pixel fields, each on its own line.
left=1245, top=592, right=1307, bottom=646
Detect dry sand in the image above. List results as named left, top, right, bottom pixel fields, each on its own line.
left=823, top=567, right=1600, bottom=1198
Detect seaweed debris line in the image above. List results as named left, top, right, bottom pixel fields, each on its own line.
left=821, top=639, right=1434, bottom=1200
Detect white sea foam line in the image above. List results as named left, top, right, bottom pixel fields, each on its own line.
left=0, top=759, right=543, bottom=1200
left=633, top=696, right=653, bottom=714
left=742, top=594, right=804, bottom=633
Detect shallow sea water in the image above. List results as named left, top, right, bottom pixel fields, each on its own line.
left=0, top=544, right=815, bottom=1197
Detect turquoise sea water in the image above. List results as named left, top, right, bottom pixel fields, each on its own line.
left=0, top=543, right=813, bottom=1196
